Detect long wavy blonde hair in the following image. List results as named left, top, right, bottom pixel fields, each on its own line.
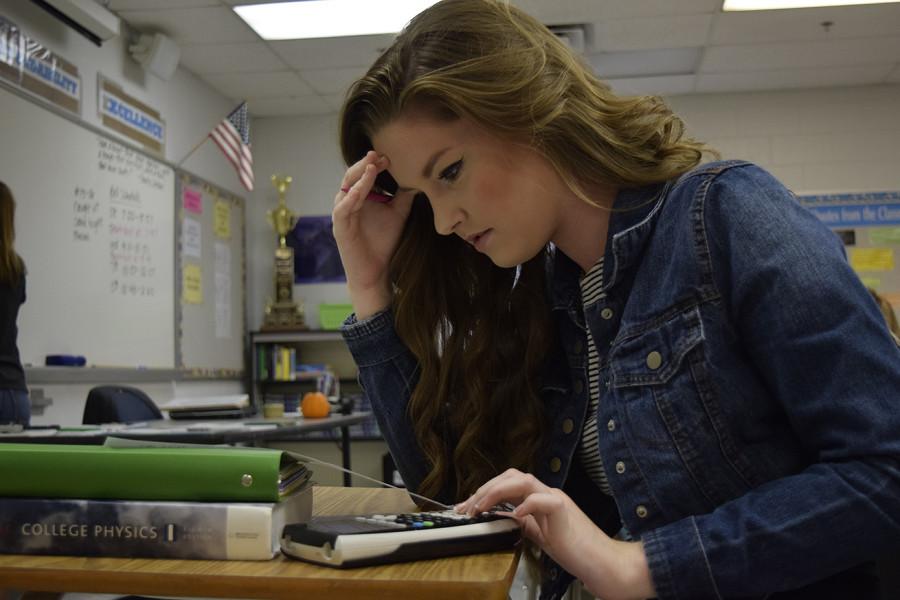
left=0, top=182, right=25, bottom=285
left=340, top=0, right=709, bottom=501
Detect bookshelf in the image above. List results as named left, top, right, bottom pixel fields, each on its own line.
left=248, top=330, right=380, bottom=441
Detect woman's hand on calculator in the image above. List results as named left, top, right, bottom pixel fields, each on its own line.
left=455, top=468, right=655, bottom=600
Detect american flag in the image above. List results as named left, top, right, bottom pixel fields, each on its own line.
left=210, top=102, right=254, bottom=191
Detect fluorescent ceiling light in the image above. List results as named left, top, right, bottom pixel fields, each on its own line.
left=234, top=0, right=441, bottom=40
left=724, top=0, right=900, bottom=10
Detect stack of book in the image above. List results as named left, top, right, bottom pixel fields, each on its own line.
left=0, top=442, right=313, bottom=560
left=158, top=394, right=253, bottom=420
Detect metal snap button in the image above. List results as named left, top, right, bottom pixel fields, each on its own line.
left=607, top=419, right=616, bottom=431
left=636, top=505, right=648, bottom=518
left=562, top=418, right=574, bottom=434
left=600, top=308, right=614, bottom=320
left=573, top=379, right=584, bottom=394
left=241, top=474, right=253, bottom=487
left=646, top=351, right=662, bottom=370
left=550, top=457, right=562, bottom=472
left=615, top=461, right=626, bottom=474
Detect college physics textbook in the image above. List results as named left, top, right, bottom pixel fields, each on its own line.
left=0, top=442, right=311, bottom=502
left=0, top=485, right=313, bottom=560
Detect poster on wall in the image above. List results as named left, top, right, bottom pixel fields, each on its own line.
left=98, top=75, right=165, bottom=156
left=287, top=215, right=346, bottom=283
left=799, top=191, right=900, bottom=305
left=0, top=16, right=81, bottom=115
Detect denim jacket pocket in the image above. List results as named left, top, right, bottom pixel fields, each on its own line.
left=609, top=306, right=704, bottom=387
left=608, top=306, right=753, bottom=510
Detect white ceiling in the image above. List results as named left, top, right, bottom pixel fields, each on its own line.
left=105, top=0, right=900, bottom=117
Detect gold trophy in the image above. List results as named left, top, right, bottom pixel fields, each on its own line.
left=262, top=174, right=307, bottom=331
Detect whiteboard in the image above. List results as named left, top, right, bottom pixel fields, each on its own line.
left=1, top=85, right=175, bottom=368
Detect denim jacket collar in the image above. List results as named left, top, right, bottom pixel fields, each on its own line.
left=548, top=181, right=668, bottom=311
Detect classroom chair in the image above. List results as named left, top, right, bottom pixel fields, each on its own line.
left=82, top=385, right=162, bottom=424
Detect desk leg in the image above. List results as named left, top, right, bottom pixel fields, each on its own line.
left=341, top=425, right=352, bottom=487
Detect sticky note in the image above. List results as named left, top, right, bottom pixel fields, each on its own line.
left=850, top=248, right=894, bottom=272
left=183, top=187, right=202, bottom=214
left=183, top=263, right=203, bottom=304
left=214, top=200, right=230, bottom=239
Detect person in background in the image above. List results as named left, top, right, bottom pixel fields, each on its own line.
left=332, top=1, right=900, bottom=598
left=0, top=182, right=30, bottom=426
left=868, top=287, right=900, bottom=343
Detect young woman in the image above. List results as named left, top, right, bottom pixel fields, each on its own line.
left=0, top=181, right=30, bottom=426
left=333, top=1, right=900, bottom=598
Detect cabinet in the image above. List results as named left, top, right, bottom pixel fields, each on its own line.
left=248, top=330, right=381, bottom=440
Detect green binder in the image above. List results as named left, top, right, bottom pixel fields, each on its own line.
left=0, top=443, right=310, bottom=502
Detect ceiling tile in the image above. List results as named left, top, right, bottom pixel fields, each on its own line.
left=711, top=4, right=900, bottom=45
left=202, top=70, right=315, bottom=98
left=513, top=0, right=720, bottom=21
left=700, top=37, right=900, bottom=73
left=696, top=65, right=892, bottom=93
left=179, top=42, right=284, bottom=74
left=270, top=34, right=395, bottom=70
left=588, top=47, right=701, bottom=79
left=888, top=65, right=900, bottom=82
left=247, top=95, right=333, bottom=117
left=299, top=66, right=367, bottom=95
left=593, top=15, right=713, bottom=52
left=109, top=0, right=900, bottom=117
left=117, top=6, right=258, bottom=44
left=605, top=74, right=697, bottom=96
left=109, top=1, right=217, bottom=9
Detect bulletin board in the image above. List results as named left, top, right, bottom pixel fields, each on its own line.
left=175, top=172, right=246, bottom=374
left=799, top=191, right=900, bottom=307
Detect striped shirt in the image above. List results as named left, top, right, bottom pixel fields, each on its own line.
left=577, top=256, right=612, bottom=494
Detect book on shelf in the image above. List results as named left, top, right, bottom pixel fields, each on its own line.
left=0, top=443, right=311, bottom=503
left=0, top=484, right=313, bottom=560
left=257, top=344, right=298, bottom=381
left=256, top=342, right=332, bottom=383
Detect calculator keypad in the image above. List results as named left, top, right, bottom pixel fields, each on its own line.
left=354, top=507, right=512, bottom=531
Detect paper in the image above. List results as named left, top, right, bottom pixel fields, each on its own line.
left=183, top=186, right=202, bottom=214
left=868, top=228, right=900, bottom=245
left=182, top=217, right=202, bottom=258
left=214, top=242, right=231, bottom=338
left=214, top=200, right=230, bottom=239
left=183, top=263, right=203, bottom=304
left=850, top=248, right=895, bottom=272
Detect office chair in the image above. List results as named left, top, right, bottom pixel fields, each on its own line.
left=82, top=385, right=162, bottom=424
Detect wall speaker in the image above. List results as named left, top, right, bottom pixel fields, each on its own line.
left=129, top=32, right=181, bottom=81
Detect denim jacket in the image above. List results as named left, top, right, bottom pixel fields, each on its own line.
left=342, top=161, right=900, bottom=600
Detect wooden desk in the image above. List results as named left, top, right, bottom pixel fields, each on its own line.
left=0, top=486, right=521, bottom=600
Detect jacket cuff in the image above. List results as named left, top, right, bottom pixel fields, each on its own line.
left=641, top=516, right=723, bottom=600
left=340, top=309, right=409, bottom=367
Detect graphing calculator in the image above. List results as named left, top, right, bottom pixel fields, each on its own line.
left=280, top=507, right=521, bottom=568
